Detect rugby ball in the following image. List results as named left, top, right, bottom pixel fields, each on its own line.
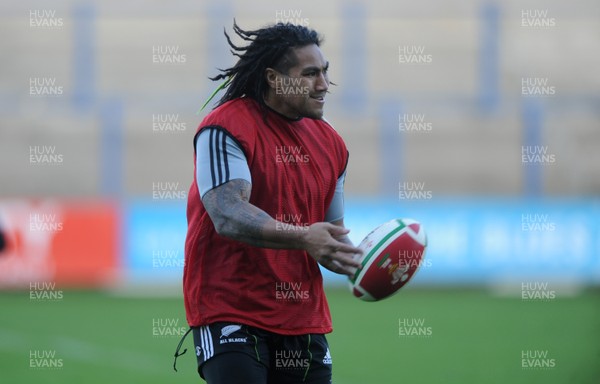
left=349, top=218, right=427, bottom=301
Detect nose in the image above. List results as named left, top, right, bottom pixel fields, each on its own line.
left=314, top=71, right=329, bottom=92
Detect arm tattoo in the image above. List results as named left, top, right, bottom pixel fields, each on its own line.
left=202, top=179, right=279, bottom=247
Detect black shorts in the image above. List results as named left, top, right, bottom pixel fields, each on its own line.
left=192, top=322, right=332, bottom=384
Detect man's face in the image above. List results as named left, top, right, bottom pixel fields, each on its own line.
left=266, top=44, right=330, bottom=120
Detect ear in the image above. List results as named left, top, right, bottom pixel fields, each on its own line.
left=265, top=68, right=279, bottom=90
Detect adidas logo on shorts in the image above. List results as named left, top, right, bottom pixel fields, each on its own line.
left=323, top=348, right=332, bottom=365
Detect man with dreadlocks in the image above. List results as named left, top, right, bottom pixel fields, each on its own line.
left=182, top=21, right=362, bottom=384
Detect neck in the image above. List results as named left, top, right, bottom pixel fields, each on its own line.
left=263, top=91, right=299, bottom=120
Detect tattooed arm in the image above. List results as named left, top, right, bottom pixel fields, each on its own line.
left=202, top=179, right=362, bottom=276
left=202, top=179, right=286, bottom=248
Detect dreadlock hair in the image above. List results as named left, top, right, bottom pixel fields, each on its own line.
left=209, top=20, right=322, bottom=112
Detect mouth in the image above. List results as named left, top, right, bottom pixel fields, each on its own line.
left=309, top=95, right=325, bottom=104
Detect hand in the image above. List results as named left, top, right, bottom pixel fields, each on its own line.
left=302, top=222, right=363, bottom=277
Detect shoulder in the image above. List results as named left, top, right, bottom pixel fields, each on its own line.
left=309, top=117, right=346, bottom=146
left=203, top=98, right=258, bottom=122
left=196, top=98, right=260, bottom=156
left=313, top=116, right=340, bottom=135
left=305, top=117, right=349, bottom=172
left=198, top=98, right=259, bottom=133
left=319, top=116, right=335, bottom=129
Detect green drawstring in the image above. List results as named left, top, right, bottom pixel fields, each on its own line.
left=303, top=334, right=312, bottom=382
left=246, top=327, right=261, bottom=362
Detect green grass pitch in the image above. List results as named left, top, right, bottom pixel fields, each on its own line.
left=0, top=288, right=598, bottom=383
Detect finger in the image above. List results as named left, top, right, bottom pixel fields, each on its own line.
left=332, top=252, right=362, bottom=269
left=325, top=223, right=350, bottom=236
left=337, top=264, right=358, bottom=277
left=324, top=259, right=356, bottom=277
left=332, top=241, right=363, bottom=257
